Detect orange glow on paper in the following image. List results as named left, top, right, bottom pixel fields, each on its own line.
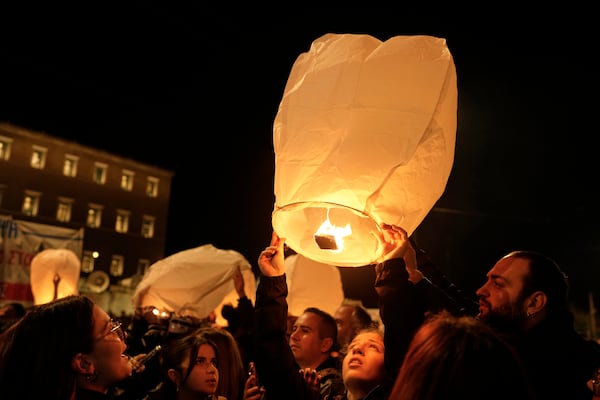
left=30, top=248, right=81, bottom=305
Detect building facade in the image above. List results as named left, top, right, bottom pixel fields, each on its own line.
left=0, top=122, right=173, bottom=309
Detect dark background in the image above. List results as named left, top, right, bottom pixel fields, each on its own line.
left=1, top=4, right=598, bottom=310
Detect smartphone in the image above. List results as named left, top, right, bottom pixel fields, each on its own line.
left=248, top=361, right=260, bottom=386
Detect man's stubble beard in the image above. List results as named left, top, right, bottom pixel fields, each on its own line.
left=480, top=299, right=528, bottom=336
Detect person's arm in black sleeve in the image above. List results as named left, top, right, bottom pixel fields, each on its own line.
left=253, top=232, right=320, bottom=400
left=375, top=256, right=423, bottom=378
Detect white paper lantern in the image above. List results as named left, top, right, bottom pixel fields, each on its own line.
left=131, top=244, right=255, bottom=323
left=272, top=33, right=457, bottom=267
left=30, top=248, right=81, bottom=305
left=285, top=254, right=344, bottom=317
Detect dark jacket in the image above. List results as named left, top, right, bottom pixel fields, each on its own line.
left=76, top=388, right=114, bottom=400
left=513, top=309, right=600, bottom=400
left=412, top=252, right=600, bottom=400
left=253, top=274, right=344, bottom=400
left=252, top=256, right=463, bottom=400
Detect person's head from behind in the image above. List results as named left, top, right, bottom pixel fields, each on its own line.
left=289, top=307, right=339, bottom=369
left=390, top=310, right=535, bottom=400
left=195, top=326, right=245, bottom=400
left=160, top=332, right=219, bottom=397
left=221, top=303, right=240, bottom=331
left=334, top=302, right=374, bottom=352
left=0, top=294, right=132, bottom=400
left=476, top=250, right=568, bottom=333
left=341, top=328, right=386, bottom=399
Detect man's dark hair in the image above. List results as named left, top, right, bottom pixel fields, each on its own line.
left=508, top=250, right=569, bottom=310
left=303, top=307, right=339, bottom=352
left=352, top=305, right=374, bottom=329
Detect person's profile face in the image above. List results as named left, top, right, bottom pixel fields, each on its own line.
left=289, top=312, right=327, bottom=367
left=476, top=256, right=529, bottom=326
left=334, top=305, right=355, bottom=346
left=90, top=305, right=132, bottom=383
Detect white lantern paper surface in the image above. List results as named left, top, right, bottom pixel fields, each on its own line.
left=272, top=33, right=457, bottom=267
left=285, top=253, right=344, bottom=317
left=30, top=248, right=81, bottom=305
left=131, top=244, right=256, bottom=326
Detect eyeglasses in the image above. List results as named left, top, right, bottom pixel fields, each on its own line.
left=96, top=319, right=126, bottom=342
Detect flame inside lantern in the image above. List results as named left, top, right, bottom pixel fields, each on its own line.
left=272, top=201, right=383, bottom=266
left=313, top=216, right=351, bottom=252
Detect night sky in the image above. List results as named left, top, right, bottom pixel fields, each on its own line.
left=1, top=4, right=598, bottom=310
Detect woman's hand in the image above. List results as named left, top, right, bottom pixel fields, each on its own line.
left=244, top=373, right=266, bottom=400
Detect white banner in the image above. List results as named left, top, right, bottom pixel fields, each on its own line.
left=0, top=216, right=83, bottom=306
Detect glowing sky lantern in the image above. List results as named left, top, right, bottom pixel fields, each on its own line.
left=272, top=33, right=457, bottom=267
left=30, top=248, right=81, bottom=305
left=284, top=253, right=344, bottom=316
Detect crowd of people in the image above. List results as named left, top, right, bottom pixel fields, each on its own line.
left=1, top=223, right=600, bottom=399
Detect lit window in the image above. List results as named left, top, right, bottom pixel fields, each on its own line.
left=110, top=255, right=124, bottom=277
left=115, top=210, right=130, bottom=233
left=121, top=169, right=134, bottom=191
left=137, top=258, right=150, bottom=275
left=63, top=154, right=79, bottom=177
left=93, top=162, right=107, bottom=184
left=30, top=146, right=47, bottom=169
left=82, top=250, right=95, bottom=273
left=0, top=136, right=13, bottom=161
left=22, top=191, right=41, bottom=216
left=141, top=215, right=155, bottom=238
left=146, top=176, right=159, bottom=197
left=87, top=204, right=103, bottom=228
left=56, top=198, right=73, bottom=222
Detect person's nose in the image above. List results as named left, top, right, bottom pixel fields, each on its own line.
left=351, top=346, right=364, bottom=356
left=290, top=330, right=300, bottom=342
left=475, top=282, right=488, bottom=297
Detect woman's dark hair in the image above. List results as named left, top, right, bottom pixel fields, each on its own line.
left=195, top=326, right=246, bottom=400
left=158, top=331, right=220, bottom=397
left=0, top=295, right=96, bottom=400
left=390, top=310, right=535, bottom=400
left=2, top=302, right=27, bottom=318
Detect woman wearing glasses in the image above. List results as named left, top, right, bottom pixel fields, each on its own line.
left=0, top=294, right=141, bottom=399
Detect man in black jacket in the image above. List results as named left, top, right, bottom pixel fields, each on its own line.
left=388, top=224, right=600, bottom=400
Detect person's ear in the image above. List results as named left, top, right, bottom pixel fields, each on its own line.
left=71, top=353, right=94, bottom=374
left=526, top=291, right=546, bottom=316
left=320, top=337, right=334, bottom=353
left=167, top=368, right=180, bottom=386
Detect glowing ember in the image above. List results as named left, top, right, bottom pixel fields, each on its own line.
left=314, top=219, right=352, bottom=252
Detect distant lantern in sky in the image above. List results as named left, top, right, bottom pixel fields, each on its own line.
left=30, top=248, right=81, bottom=305
left=271, top=33, right=457, bottom=267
